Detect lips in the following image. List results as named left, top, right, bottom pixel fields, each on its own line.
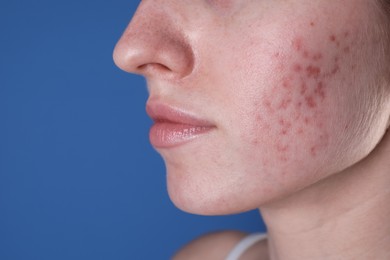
left=146, top=101, right=215, bottom=148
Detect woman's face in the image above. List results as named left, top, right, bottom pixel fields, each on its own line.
left=114, top=0, right=390, bottom=215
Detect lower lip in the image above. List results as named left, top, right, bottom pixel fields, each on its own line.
left=149, top=122, right=214, bottom=148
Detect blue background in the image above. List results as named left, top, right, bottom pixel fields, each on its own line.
left=0, top=1, right=265, bottom=259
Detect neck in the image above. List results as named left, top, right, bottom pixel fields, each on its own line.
left=260, top=129, right=390, bottom=260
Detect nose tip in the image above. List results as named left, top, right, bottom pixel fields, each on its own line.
left=113, top=6, right=194, bottom=80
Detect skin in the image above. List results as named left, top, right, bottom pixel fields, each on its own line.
left=114, top=0, right=390, bottom=259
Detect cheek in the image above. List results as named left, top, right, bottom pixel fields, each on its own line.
left=238, top=28, right=357, bottom=175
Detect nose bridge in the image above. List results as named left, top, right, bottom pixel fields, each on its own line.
left=113, top=1, right=194, bottom=80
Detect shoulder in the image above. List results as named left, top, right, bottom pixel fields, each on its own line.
left=173, top=231, right=268, bottom=260
left=172, top=230, right=268, bottom=260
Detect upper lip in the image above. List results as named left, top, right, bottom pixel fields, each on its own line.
left=146, top=100, right=215, bottom=126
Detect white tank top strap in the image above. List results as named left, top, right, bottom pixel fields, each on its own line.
left=225, top=233, right=267, bottom=260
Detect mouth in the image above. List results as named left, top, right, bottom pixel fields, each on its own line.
left=146, top=101, right=215, bottom=148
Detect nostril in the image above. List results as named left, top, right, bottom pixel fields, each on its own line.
left=137, top=63, right=174, bottom=76
left=138, top=63, right=170, bottom=71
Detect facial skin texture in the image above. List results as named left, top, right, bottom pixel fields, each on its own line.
left=114, top=0, right=390, bottom=216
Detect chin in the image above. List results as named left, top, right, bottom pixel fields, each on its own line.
left=165, top=167, right=225, bottom=216
left=164, top=163, right=278, bottom=216
left=167, top=185, right=252, bottom=216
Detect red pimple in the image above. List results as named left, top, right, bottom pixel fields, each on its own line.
left=281, top=75, right=294, bottom=89
left=330, top=35, right=336, bottom=42
left=293, top=63, right=302, bottom=72
left=282, top=80, right=290, bottom=89
left=278, top=118, right=292, bottom=128
left=343, top=46, right=350, bottom=53
left=293, top=38, right=303, bottom=51
left=315, top=81, right=326, bottom=100
left=263, top=100, right=274, bottom=113
left=317, top=122, right=324, bottom=129
left=280, top=156, right=289, bottom=162
left=303, top=51, right=310, bottom=58
left=312, top=53, right=323, bottom=61
left=293, top=111, right=301, bottom=120
left=304, top=117, right=310, bottom=125
left=330, top=65, right=340, bottom=75
left=276, top=143, right=289, bottom=152
left=278, top=98, right=292, bottom=110
left=279, top=118, right=286, bottom=126
left=310, top=133, right=329, bottom=157
left=305, top=96, right=317, bottom=108
left=310, top=146, right=318, bottom=157
left=310, top=21, right=315, bottom=27
left=306, top=65, right=321, bottom=78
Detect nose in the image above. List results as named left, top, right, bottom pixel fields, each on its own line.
left=113, top=2, right=194, bottom=80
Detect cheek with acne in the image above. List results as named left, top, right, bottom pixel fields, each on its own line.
left=256, top=23, right=355, bottom=163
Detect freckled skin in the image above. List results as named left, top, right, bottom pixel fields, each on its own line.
left=114, top=0, right=390, bottom=215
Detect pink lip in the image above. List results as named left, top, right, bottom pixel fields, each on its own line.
left=146, top=101, right=215, bottom=148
